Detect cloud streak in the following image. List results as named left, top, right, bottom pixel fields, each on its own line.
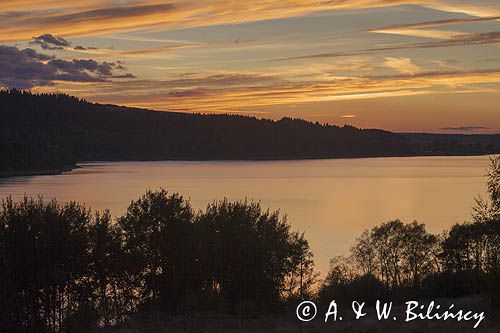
left=277, top=31, right=500, bottom=61
left=369, top=28, right=461, bottom=40
left=441, top=126, right=491, bottom=131
left=369, top=16, right=500, bottom=39
left=2, top=0, right=497, bottom=41
left=384, top=57, right=421, bottom=75
left=34, top=68, right=500, bottom=112
left=73, top=44, right=201, bottom=58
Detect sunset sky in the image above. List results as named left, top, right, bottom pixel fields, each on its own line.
left=1, top=0, right=499, bottom=133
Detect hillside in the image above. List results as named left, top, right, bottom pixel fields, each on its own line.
left=2, top=90, right=500, bottom=177
left=1, top=90, right=417, bottom=176
left=403, top=132, right=500, bottom=156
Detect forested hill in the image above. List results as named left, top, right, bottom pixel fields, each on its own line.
left=403, top=132, right=500, bottom=156
left=1, top=90, right=499, bottom=176
left=0, top=90, right=413, bottom=175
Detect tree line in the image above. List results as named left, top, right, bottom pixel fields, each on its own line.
left=319, top=156, right=500, bottom=306
left=0, top=192, right=315, bottom=332
left=3, top=89, right=499, bottom=177
left=0, top=89, right=416, bottom=175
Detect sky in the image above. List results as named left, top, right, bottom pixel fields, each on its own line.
left=0, top=0, right=499, bottom=133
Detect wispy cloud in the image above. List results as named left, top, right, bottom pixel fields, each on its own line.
left=424, top=2, right=500, bottom=18
left=432, top=59, right=462, bottom=71
left=2, top=0, right=497, bottom=41
left=384, top=57, right=421, bottom=75
left=441, top=126, right=491, bottom=131
left=369, top=28, right=461, bottom=40
left=73, top=44, right=201, bottom=57
left=375, top=16, right=500, bottom=31
left=368, top=16, right=500, bottom=39
left=277, top=31, right=500, bottom=61
left=33, top=68, right=500, bottom=112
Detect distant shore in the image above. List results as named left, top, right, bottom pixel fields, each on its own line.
left=1, top=152, right=496, bottom=179
left=3, top=91, right=500, bottom=179
left=0, top=165, right=78, bottom=179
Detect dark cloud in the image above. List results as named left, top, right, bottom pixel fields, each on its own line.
left=74, top=45, right=98, bottom=50
left=441, top=126, right=491, bottom=131
left=168, top=90, right=208, bottom=98
left=449, top=31, right=500, bottom=45
left=31, top=33, right=71, bottom=50
left=113, top=73, right=136, bottom=79
left=0, top=45, right=135, bottom=89
left=21, top=47, right=53, bottom=61
left=275, top=31, right=500, bottom=61
left=31, top=33, right=99, bottom=51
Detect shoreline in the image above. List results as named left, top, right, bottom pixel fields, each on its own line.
left=0, top=165, right=78, bottom=179
left=0, top=152, right=495, bottom=179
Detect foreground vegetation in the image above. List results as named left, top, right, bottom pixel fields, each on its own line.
left=320, top=157, right=500, bottom=307
left=1, top=157, right=499, bottom=332
left=0, top=193, right=315, bottom=331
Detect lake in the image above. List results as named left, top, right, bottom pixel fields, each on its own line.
left=0, top=156, right=492, bottom=276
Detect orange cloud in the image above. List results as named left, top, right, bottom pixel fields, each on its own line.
left=3, top=0, right=489, bottom=42
left=72, top=44, right=201, bottom=58
left=384, top=57, right=421, bottom=75
left=370, top=28, right=461, bottom=40
left=368, top=15, right=500, bottom=40
left=34, top=69, right=500, bottom=112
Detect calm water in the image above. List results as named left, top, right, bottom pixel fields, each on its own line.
left=0, top=156, right=492, bottom=275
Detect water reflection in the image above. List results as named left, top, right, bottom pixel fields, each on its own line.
left=0, top=156, right=490, bottom=275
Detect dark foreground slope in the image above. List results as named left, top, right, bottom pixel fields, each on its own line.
left=1, top=90, right=414, bottom=175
